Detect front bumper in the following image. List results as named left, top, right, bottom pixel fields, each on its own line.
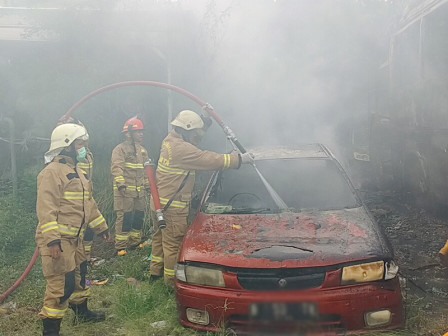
left=175, top=277, right=402, bottom=335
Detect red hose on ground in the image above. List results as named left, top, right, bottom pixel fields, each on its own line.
left=0, top=247, right=39, bottom=303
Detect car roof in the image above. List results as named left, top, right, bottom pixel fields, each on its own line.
left=249, top=144, right=332, bottom=160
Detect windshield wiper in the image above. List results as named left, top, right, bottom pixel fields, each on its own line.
left=221, top=207, right=272, bottom=214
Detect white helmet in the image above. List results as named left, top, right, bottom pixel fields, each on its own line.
left=171, top=110, right=204, bottom=130
left=48, top=123, right=89, bottom=152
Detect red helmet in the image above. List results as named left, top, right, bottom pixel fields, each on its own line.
left=122, top=117, right=144, bottom=133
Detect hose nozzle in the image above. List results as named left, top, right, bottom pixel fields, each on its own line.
left=156, top=209, right=166, bottom=229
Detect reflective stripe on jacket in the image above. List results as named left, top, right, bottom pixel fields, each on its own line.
left=36, top=155, right=108, bottom=247
left=111, top=140, right=149, bottom=198
left=154, top=130, right=240, bottom=214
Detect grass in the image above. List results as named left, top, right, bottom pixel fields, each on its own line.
left=0, top=246, right=196, bottom=336
left=3, top=245, right=445, bottom=335
left=1, top=165, right=447, bottom=335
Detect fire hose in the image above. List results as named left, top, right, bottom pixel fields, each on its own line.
left=0, top=80, right=287, bottom=302
left=59, top=81, right=287, bottom=209
left=0, top=248, right=39, bottom=303
left=144, top=159, right=166, bottom=229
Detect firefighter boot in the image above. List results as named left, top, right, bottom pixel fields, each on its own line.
left=69, top=300, right=105, bottom=322
left=42, top=318, right=62, bottom=336
left=148, top=274, right=162, bottom=283
left=117, top=249, right=127, bottom=256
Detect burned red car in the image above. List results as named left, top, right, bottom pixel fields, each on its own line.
left=175, top=144, right=403, bottom=335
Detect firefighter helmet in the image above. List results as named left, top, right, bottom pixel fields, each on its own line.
left=171, top=110, right=204, bottom=130
left=48, top=123, right=89, bottom=152
left=122, top=117, right=144, bottom=133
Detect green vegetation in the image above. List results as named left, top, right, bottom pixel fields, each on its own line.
left=0, top=163, right=446, bottom=335
left=1, top=161, right=447, bottom=335
left=0, top=247, right=193, bottom=336
left=0, top=163, right=192, bottom=335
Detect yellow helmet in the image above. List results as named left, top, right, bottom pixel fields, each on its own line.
left=48, top=123, right=89, bottom=152
left=171, top=110, right=204, bottom=130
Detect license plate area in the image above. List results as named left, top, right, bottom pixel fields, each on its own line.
left=249, top=302, right=319, bottom=322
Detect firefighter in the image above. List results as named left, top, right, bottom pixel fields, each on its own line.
left=56, top=117, right=95, bottom=261
left=36, top=123, right=109, bottom=336
left=111, top=117, right=150, bottom=256
left=439, top=240, right=448, bottom=266
left=149, top=110, right=254, bottom=285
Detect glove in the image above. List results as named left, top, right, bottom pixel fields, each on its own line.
left=200, top=115, right=213, bottom=130
left=240, top=152, right=255, bottom=165
left=118, top=185, right=126, bottom=196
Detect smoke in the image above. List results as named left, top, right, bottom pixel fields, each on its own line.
left=0, top=0, right=398, bottom=173
left=175, top=0, right=395, bottom=174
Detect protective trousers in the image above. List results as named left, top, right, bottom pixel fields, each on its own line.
left=83, top=227, right=94, bottom=260
left=114, top=196, right=146, bottom=250
left=36, top=237, right=90, bottom=319
left=149, top=211, right=188, bottom=285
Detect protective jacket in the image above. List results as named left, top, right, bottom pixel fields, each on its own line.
left=35, top=155, right=108, bottom=247
left=111, top=140, right=149, bottom=198
left=150, top=130, right=241, bottom=284
left=77, top=150, right=95, bottom=259
left=155, top=130, right=241, bottom=215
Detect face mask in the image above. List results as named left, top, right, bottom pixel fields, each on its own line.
left=76, top=147, right=87, bottom=162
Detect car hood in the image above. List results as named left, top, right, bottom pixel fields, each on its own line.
left=180, top=207, right=392, bottom=268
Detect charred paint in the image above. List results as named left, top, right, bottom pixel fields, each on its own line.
left=250, top=245, right=314, bottom=261
left=180, top=207, right=391, bottom=268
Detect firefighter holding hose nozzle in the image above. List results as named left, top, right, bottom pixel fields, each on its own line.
left=149, top=110, right=254, bottom=286
left=111, top=117, right=150, bottom=256
left=36, top=123, right=109, bottom=336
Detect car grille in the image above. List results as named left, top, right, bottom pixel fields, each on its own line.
left=236, top=268, right=326, bottom=290
left=228, top=314, right=344, bottom=335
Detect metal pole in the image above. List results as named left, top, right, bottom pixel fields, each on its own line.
left=5, top=116, right=17, bottom=199
left=148, top=46, right=172, bottom=132
left=167, top=56, right=173, bottom=132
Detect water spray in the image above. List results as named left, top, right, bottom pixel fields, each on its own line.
left=201, top=103, right=288, bottom=210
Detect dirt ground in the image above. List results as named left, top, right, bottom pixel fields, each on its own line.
left=91, top=179, right=448, bottom=335
left=362, top=189, right=448, bottom=335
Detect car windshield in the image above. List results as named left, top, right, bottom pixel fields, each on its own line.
left=202, top=158, right=359, bottom=214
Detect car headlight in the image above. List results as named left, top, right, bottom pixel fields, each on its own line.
left=175, top=264, right=225, bottom=287
left=341, top=261, right=385, bottom=284
left=341, top=260, right=399, bottom=285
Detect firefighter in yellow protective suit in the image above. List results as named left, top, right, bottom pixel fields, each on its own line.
left=149, top=110, right=254, bottom=285
left=111, top=117, right=150, bottom=256
left=36, top=123, right=109, bottom=336
left=56, top=117, right=96, bottom=261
